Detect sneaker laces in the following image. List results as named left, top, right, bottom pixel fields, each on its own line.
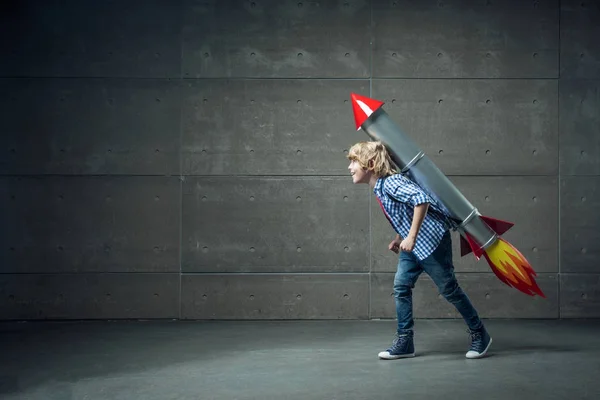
left=468, top=329, right=483, bottom=348
left=393, top=334, right=410, bottom=346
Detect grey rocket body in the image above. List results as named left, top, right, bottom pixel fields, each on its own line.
left=360, top=106, right=499, bottom=256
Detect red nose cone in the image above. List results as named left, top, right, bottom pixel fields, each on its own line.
left=350, top=93, right=385, bottom=130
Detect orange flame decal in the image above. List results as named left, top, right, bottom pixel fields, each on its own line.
left=482, top=238, right=545, bottom=297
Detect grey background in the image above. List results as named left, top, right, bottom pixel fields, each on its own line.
left=1, top=0, right=598, bottom=320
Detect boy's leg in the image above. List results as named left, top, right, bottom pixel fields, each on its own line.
left=394, top=250, right=423, bottom=335
left=378, top=251, right=422, bottom=360
left=421, top=231, right=492, bottom=359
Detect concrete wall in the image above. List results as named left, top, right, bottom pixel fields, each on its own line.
left=1, top=0, right=598, bottom=320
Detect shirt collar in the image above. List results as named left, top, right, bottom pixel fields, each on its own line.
left=373, top=176, right=385, bottom=195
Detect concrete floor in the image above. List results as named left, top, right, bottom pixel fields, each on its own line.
left=1, top=319, right=599, bottom=400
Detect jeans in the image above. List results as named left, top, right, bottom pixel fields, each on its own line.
left=393, top=231, right=483, bottom=335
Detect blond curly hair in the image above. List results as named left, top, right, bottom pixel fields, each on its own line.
left=347, top=141, right=397, bottom=177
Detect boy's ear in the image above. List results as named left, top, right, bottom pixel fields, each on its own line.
left=368, top=159, right=374, bottom=170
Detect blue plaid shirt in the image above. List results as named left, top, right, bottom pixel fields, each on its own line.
left=374, top=174, right=453, bottom=260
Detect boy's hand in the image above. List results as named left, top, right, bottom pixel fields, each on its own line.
left=400, top=236, right=416, bottom=252
left=388, top=236, right=402, bottom=254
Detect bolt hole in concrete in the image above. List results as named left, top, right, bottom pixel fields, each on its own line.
left=532, top=149, right=537, bottom=155
left=249, top=295, right=255, bottom=300
left=532, top=196, right=537, bottom=202
left=392, top=99, right=396, bottom=103
left=343, top=196, right=348, bottom=201
left=581, top=293, right=588, bottom=299
left=202, top=294, right=207, bottom=300
left=581, top=248, right=587, bottom=254
left=438, top=99, right=443, bottom=104
left=485, top=149, right=490, bottom=155
left=533, top=52, right=538, bottom=58
left=297, top=247, right=302, bottom=252
left=485, top=293, right=490, bottom=299
left=250, top=247, right=255, bottom=252
left=345, top=52, right=350, bottom=57
left=581, top=150, right=586, bottom=156
left=202, top=246, right=208, bottom=253
left=533, top=99, right=538, bottom=104
left=250, top=196, right=255, bottom=201
left=343, top=294, right=349, bottom=299
left=581, top=196, right=586, bottom=202
left=154, top=293, right=159, bottom=298
left=486, top=99, right=491, bottom=104
left=296, top=150, right=302, bottom=155
left=437, top=52, right=443, bottom=58
left=296, top=294, right=302, bottom=300
left=532, top=247, right=538, bottom=252
left=202, top=196, right=207, bottom=201
left=297, top=52, right=303, bottom=57
left=392, top=52, right=397, bottom=57
left=485, top=196, right=490, bottom=201
left=438, top=150, right=443, bottom=155
left=344, top=246, right=350, bottom=252
left=296, top=196, right=301, bottom=202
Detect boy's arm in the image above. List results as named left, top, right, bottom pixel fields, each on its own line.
left=400, top=203, right=429, bottom=252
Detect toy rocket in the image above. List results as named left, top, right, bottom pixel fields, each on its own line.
left=350, top=92, right=545, bottom=298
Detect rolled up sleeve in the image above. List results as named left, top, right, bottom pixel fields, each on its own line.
left=385, top=176, right=430, bottom=206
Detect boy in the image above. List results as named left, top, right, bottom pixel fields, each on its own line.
left=347, top=141, right=492, bottom=360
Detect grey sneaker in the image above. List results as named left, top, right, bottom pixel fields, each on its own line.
left=466, top=327, right=492, bottom=359
left=378, top=333, right=415, bottom=360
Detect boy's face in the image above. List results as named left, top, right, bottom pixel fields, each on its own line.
left=348, top=159, right=371, bottom=184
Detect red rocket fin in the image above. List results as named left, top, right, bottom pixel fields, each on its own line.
left=461, top=232, right=485, bottom=260
left=460, top=235, right=472, bottom=257
left=350, top=93, right=385, bottom=130
left=480, top=215, right=514, bottom=235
